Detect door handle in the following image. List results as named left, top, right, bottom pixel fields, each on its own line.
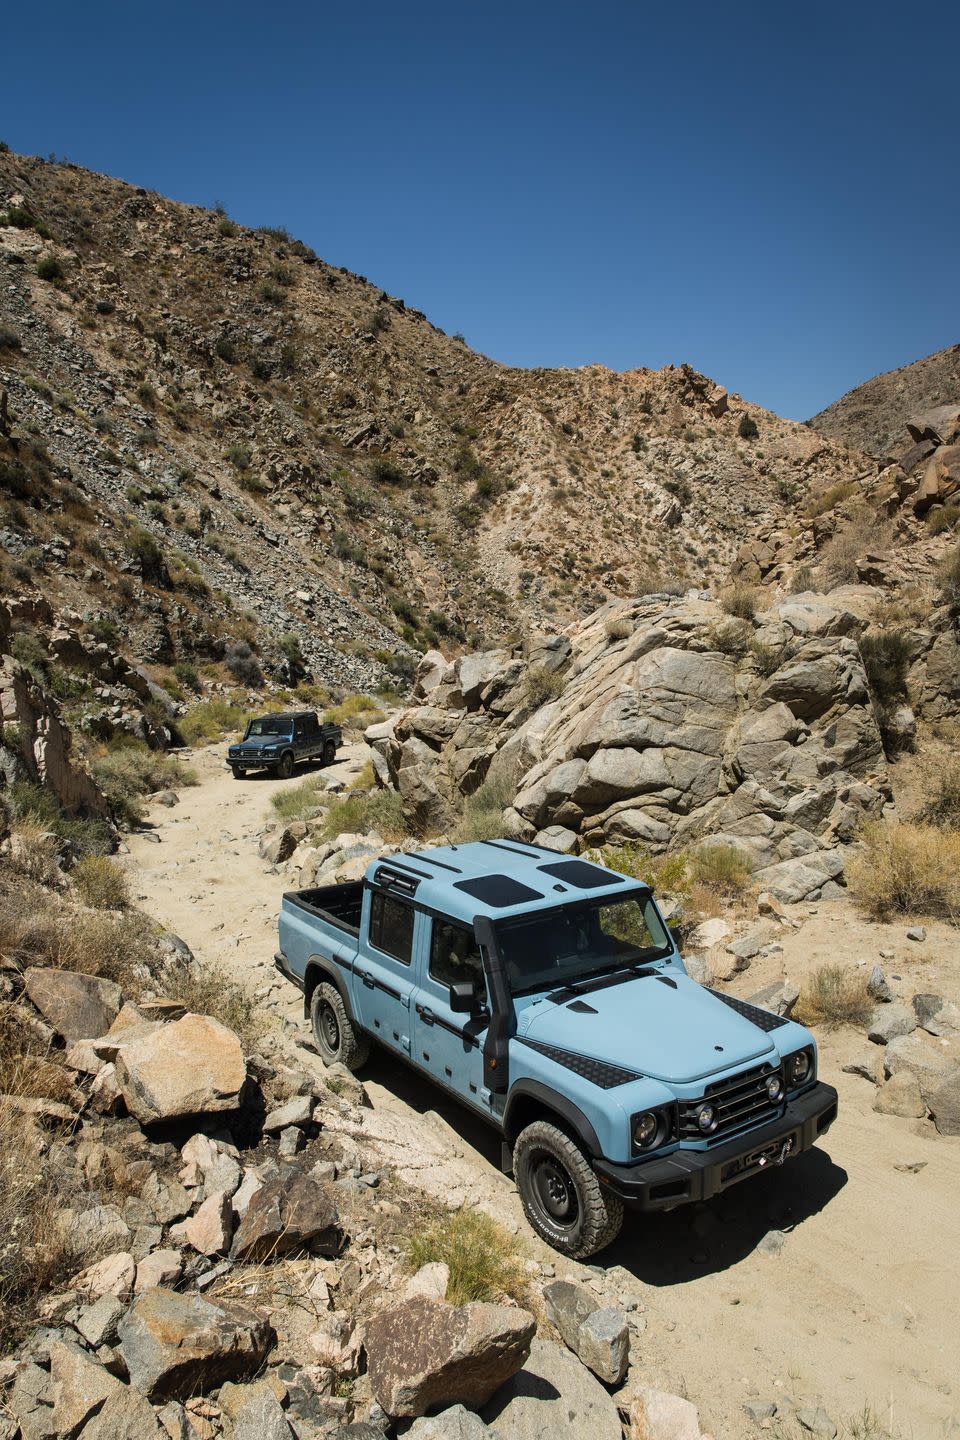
left=417, top=1005, right=435, bottom=1025
left=359, top=971, right=375, bottom=989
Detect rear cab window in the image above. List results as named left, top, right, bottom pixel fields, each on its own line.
left=368, top=891, right=414, bottom=965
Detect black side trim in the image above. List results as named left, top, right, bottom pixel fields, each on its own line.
left=518, top=1037, right=642, bottom=1089
left=274, top=951, right=304, bottom=991
left=503, top=1079, right=602, bottom=1156
left=708, top=988, right=790, bottom=1032
left=415, top=1005, right=482, bottom=1049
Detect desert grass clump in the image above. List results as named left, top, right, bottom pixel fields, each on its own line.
left=404, top=1209, right=526, bottom=1306
left=8, top=821, right=61, bottom=886
left=795, top=963, right=872, bottom=1029
left=720, top=582, right=758, bottom=620
left=71, top=855, right=129, bottom=910
left=848, top=820, right=960, bottom=922
left=271, top=777, right=330, bottom=823
left=320, top=787, right=409, bottom=843
left=690, top=843, right=752, bottom=898
left=817, top=505, right=890, bottom=587
left=525, top=664, right=565, bottom=708
left=324, top=694, right=382, bottom=728
left=180, top=700, right=254, bottom=745
left=604, top=616, right=633, bottom=642
left=454, top=774, right=513, bottom=844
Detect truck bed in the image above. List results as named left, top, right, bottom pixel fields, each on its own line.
left=284, top=881, right=363, bottom=937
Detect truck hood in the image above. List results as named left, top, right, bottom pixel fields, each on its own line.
left=518, top=971, right=776, bottom=1085
left=230, top=738, right=285, bottom=753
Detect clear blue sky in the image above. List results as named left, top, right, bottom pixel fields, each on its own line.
left=3, top=1, right=958, bottom=418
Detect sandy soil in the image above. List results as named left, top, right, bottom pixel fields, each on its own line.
left=126, top=744, right=960, bottom=1439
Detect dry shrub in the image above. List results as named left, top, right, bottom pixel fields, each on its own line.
left=8, top=820, right=61, bottom=885
left=690, top=843, right=752, bottom=898
left=525, top=665, right=565, bottom=708
left=92, top=742, right=197, bottom=824
left=817, top=505, right=890, bottom=587
left=163, top=960, right=267, bottom=1052
left=794, top=963, right=872, bottom=1029
left=454, top=774, right=513, bottom=844
left=604, top=616, right=632, bottom=642
left=913, top=755, right=960, bottom=830
left=0, top=1100, right=83, bottom=1348
left=320, top=788, right=409, bottom=843
left=0, top=1003, right=72, bottom=1103
left=404, top=1209, right=526, bottom=1306
left=848, top=820, right=960, bottom=922
left=72, top=855, right=130, bottom=910
left=271, top=777, right=329, bottom=822
left=720, top=583, right=758, bottom=619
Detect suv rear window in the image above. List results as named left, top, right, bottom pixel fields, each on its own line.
left=369, top=892, right=414, bottom=965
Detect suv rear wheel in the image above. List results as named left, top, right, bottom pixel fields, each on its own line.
left=513, top=1120, right=623, bottom=1258
left=310, top=983, right=370, bottom=1071
left=322, top=739, right=336, bottom=766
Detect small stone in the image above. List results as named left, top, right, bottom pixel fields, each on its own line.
left=797, top=1406, right=838, bottom=1437
left=71, top=1252, right=136, bottom=1299
left=76, top=1294, right=124, bottom=1348
left=262, top=1094, right=314, bottom=1133
left=893, top=1160, right=927, bottom=1174
left=867, top=965, right=893, bottom=1003
left=404, top=1263, right=450, bottom=1301
left=757, top=1230, right=785, bottom=1256
left=841, top=1054, right=879, bottom=1084
left=278, top=1125, right=303, bottom=1158
left=873, top=1073, right=926, bottom=1119
left=135, top=1249, right=184, bottom=1293
left=906, top=927, right=926, bottom=942
left=867, top=1004, right=916, bottom=1045
left=175, top=1190, right=233, bottom=1257
left=49, top=1339, right=121, bottom=1437
left=745, top=1400, right=778, bottom=1420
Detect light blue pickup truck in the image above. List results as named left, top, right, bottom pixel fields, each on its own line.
left=276, top=840, right=837, bottom=1257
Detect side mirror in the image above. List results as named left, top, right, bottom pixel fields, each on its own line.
left=449, top=980, right=480, bottom=1013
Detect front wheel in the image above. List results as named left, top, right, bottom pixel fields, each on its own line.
left=277, top=751, right=295, bottom=779
left=310, top=983, right=370, bottom=1071
left=513, top=1120, right=624, bottom=1258
left=231, top=767, right=245, bottom=780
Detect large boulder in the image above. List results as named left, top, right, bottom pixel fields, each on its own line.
left=23, top=968, right=122, bottom=1041
left=364, top=1297, right=535, bottom=1418
left=625, top=1385, right=703, bottom=1440
left=113, top=1013, right=246, bottom=1124
left=481, top=1338, right=621, bottom=1440
left=230, top=1168, right=339, bottom=1261
left=48, top=1340, right=120, bottom=1437
left=75, top=1384, right=165, bottom=1439
left=118, top=1287, right=274, bottom=1401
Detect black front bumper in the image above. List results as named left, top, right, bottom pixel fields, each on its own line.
left=594, top=1081, right=838, bottom=1211
left=228, top=753, right=280, bottom=769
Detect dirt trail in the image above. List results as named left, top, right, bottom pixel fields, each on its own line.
left=127, top=746, right=960, bottom=1439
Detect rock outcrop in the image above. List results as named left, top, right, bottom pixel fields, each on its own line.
left=369, top=592, right=889, bottom=882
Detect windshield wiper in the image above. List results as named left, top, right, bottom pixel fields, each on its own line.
left=546, top=960, right=661, bottom=1003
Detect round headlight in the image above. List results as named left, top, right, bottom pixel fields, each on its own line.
left=789, top=1050, right=811, bottom=1086
left=633, top=1112, right=659, bottom=1148
left=766, top=1073, right=784, bottom=1102
left=696, top=1102, right=718, bottom=1134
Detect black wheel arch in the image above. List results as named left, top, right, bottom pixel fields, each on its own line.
left=503, top=1080, right=602, bottom=1159
left=303, top=959, right=356, bottom=1022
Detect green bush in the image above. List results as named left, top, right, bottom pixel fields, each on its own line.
left=0, top=328, right=20, bottom=350
left=737, top=414, right=759, bottom=440
left=690, top=843, right=751, bottom=897
left=36, top=255, right=63, bottom=283
left=794, top=964, right=872, bottom=1029
left=927, top=505, right=960, bottom=535
left=127, top=527, right=166, bottom=583
left=271, top=778, right=329, bottom=823
left=92, top=742, right=197, bottom=824
left=226, top=442, right=252, bottom=470
left=371, top=458, right=407, bottom=486
left=179, top=700, right=253, bottom=745
left=859, top=630, right=910, bottom=706
left=324, top=694, right=382, bottom=727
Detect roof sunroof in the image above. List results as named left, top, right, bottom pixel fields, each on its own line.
left=454, top=874, right=543, bottom=907
left=538, top=860, right=628, bottom=889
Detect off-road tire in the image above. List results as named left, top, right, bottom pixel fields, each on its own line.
left=322, top=740, right=336, bottom=766
left=231, top=767, right=245, bottom=780
left=278, top=751, right=295, bottom=780
left=310, top=983, right=370, bottom=1071
left=513, top=1120, right=624, bottom=1259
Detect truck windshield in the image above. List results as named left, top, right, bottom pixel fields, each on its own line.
left=246, top=719, right=292, bottom=738
left=496, top=894, right=673, bottom=997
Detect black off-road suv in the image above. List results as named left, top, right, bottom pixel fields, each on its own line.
left=227, top=710, right=341, bottom=780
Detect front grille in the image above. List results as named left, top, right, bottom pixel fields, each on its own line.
left=678, top=1061, right=783, bottom=1143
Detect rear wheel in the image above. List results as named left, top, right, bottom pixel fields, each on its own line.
left=277, top=751, right=295, bottom=779
left=310, top=983, right=370, bottom=1071
left=513, top=1120, right=623, bottom=1258
left=322, top=740, right=336, bottom=766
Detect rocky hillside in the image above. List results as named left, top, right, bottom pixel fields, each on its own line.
left=1, top=148, right=873, bottom=697
left=809, top=342, right=960, bottom=457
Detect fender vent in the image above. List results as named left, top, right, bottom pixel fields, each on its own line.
left=707, top=989, right=790, bottom=1032
left=518, top=1038, right=641, bottom=1089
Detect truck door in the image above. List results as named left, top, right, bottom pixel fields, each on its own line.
left=411, top=917, right=491, bottom=1115
left=353, top=889, right=416, bottom=1056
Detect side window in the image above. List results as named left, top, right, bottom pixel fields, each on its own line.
left=369, top=892, right=414, bottom=966
left=430, top=920, right=484, bottom=989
